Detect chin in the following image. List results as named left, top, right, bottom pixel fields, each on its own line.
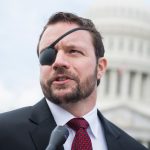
left=53, top=90, right=72, bottom=98
left=53, top=86, right=74, bottom=93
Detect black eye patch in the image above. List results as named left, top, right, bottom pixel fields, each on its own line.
left=39, top=47, right=57, bottom=66
left=39, top=27, right=90, bottom=66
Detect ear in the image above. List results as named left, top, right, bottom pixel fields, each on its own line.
left=97, top=57, right=107, bottom=80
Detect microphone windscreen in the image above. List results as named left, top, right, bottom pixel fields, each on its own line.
left=46, top=126, right=69, bottom=150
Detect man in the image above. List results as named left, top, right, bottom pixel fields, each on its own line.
left=0, top=12, right=148, bottom=150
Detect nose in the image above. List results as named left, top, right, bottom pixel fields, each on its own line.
left=52, top=50, right=70, bottom=70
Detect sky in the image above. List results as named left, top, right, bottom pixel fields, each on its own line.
left=0, top=0, right=93, bottom=112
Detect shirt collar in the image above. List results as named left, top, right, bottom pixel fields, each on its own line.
left=46, top=99, right=74, bottom=126
left=46, top=99, right=99, bottom=138
left=82, top=105, right=100, bottom=138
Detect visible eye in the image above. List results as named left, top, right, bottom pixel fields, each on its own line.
left=69, top=49, right=83, bottom=55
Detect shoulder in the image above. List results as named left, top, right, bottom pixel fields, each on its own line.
left=0, top=98, right=47, bottom=123
left=108, top=120, right=147, bottom=149
left=0, top=98, right=49, bottom=128
left=0, top=106, right=32, bottom=125
left=97, top=110, right=148, bottom=150
left=0, top=106, right=34, bottom=142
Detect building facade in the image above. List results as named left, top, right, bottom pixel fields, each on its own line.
left=85, top=0, right=150, bottom=148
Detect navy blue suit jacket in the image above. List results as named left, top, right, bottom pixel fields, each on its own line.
left=0, top=98, right=148, bottom=150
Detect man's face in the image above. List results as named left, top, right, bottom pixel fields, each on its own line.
left=39, top=22, right=100, bottom=105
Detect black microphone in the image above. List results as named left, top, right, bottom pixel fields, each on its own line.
left=45, top=126, right=69, bottom=150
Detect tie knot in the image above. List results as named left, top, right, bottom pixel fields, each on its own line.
left=67, top=118, right=89, bottom=131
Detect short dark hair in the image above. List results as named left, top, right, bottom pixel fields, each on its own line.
left=37, top=12, right=105, bottom=59
left=37, top=12, right=105, bottom=85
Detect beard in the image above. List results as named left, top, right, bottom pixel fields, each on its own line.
left=40, top=67, right=97, bottom=105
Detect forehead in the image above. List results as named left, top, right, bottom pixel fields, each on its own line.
left=39, top=22, right=93, bottom=52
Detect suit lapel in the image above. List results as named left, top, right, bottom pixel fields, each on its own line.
left=28, top=98, right=64, bottom=150
left=97, top=110, right=121, bottom=150
left=28, top=99, right=121, bottom=150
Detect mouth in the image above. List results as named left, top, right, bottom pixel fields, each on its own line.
left=52, top=75, right=72, bottom=84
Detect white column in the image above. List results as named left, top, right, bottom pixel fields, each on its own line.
left=99, top=76, right=106, bottom=97
left=123, top=37, right=128, bottom=56
left=132, top=73, right=142, bottom=101
left=145, top=74, right=150, bottom=101
left=121, top=70, right=130, bottom=101
left=103, top=70, right=111, bottom=97
left=96, top=75, right=108, bottom=106
left=109, top=69, right=118, bottom=99
left=134, top=39, right=140, bottom=58
left=142, top=41, right=147, bottom=58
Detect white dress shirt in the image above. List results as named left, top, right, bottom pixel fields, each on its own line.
left=46, top=99, right=108, bottom=150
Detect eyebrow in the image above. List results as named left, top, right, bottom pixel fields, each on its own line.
left=56, top=41, right=87, bottom=52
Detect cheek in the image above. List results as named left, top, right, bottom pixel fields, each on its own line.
left=40, top=66, right=52, bottom=81
left=75, top=59, right=97, bottom=78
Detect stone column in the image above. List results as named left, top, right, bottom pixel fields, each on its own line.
left=145, top=74, right=150, bottom=101
left=132, top=72, right=142, bottom=101
left=109, top=69, right=118, bottom=99
left=121, top=70, right=130, bottom=101
left=99, top=76, right=106, bottom=97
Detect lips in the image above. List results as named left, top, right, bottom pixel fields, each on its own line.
left=55, top=76, right=69, bottom=81
left=52, top=75, right=72, bottom=84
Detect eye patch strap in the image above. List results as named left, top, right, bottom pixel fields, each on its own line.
left=50, top=27, right=91, bottom=48
left=39, top=27, right=91, bottom=66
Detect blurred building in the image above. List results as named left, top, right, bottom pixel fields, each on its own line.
left=85, top=0, right=150, bottom=148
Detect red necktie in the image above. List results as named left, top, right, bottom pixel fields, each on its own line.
left=67, top=118, right=92, bottom=150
